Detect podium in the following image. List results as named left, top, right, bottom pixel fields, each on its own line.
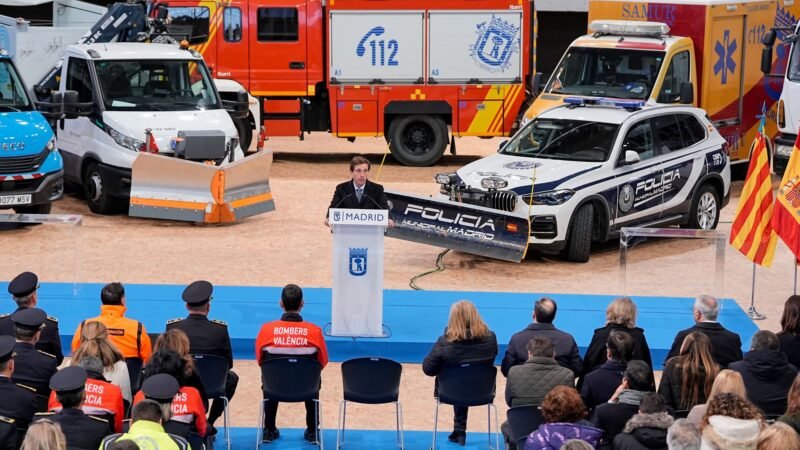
left=329, top=208, right=388, bottom=337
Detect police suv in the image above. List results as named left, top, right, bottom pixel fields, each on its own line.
left=435, top=98, right=731, bottom=262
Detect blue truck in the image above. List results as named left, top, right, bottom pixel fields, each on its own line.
left=0, top=49, right=63, bottom=214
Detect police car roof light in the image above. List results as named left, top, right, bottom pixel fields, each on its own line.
left=563, top=97, right=644, bottom=111
left=589, top=20, right=670, bottom=37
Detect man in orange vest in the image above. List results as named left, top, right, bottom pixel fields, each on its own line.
left=71, top=282, right=152, bottom=362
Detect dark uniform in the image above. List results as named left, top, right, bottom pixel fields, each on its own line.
left=0, top=272, right=63, bottom=365
left=166, top=281, right=238, bottom=429
left=0, top=415, right=16, bottom=450
left=0, top=335, right=37, bottom=447
left=10, top=309, right=58, bottom=407
left=37, top=366, right=111, bottom=450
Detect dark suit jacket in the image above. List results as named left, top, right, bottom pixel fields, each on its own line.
left=579, top=324, right=652, bottom=384
left=501, top=323, right=582, bottom=377
left=666, top=322, right=742, bottom=368
left=0, top=308, right=62, bottom=365
left=327, top=179, right=389, bottom=215
left=166, top=314, right=233, bottom=369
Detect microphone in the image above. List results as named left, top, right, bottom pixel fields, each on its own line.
left=331, top=193, right=354, bottom=210
left=361, top=192, right=386, bottom=210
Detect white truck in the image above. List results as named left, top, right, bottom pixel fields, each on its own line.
left=50, top=41, right=274, bottom=222
left=763, top=21, right=800, bottom=175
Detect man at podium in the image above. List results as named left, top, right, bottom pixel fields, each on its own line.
left=324, top=155, right=390, bottom=227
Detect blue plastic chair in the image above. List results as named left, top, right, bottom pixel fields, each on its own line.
left=433, top=363, right=499, bottom=450
left=505, top=405, right=543, bottom=450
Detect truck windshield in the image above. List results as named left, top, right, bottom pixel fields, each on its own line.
left=500, top=118, right=619, bottom=162
left=546, top=47, right=665, bottom=100
left=94, top=59, right=220, bottom=111
left=789, top=42, right=800, bottom=82
left=0, top=60, right=33, bottom=112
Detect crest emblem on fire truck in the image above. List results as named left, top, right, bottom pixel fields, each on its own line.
left=470, top=15, right=520, bottom=73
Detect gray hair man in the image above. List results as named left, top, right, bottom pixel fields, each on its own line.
left=665, top=295, right=742, bottom=368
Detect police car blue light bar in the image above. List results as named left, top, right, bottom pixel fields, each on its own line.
left=563, top=97, right=645, bottom=110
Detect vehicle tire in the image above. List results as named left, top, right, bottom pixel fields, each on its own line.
left=234, top=116, right=253, bottom=154
left=15, top=203, right=52, bottom=214
left=687, top=184, right=720, bottom=230
left=564, top=203, right=594, bottom=263
left=388, top=115, right=448, bottom=166
left=82, top=162, right=118, bottom=214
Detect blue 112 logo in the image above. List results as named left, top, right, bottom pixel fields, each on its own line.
left=356, top=26, right=398, bottom=66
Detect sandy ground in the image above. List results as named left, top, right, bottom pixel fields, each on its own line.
left=1, top=133, right=797, bottom=433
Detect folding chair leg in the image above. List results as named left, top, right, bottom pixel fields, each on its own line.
left=336, top=400, right=346, bottom=450
left=487, top=405, right=492, bottom=449
left=222, top=397, right=230, bottom=450
left=314, top=398, right=324, bottom=450
left=396, top=401, right=404, bottom=450
left=431, top=401, right=440, bottom=450
left=491, top=404, right=500, bottom=450
left=255, top=398, right=266, bottom=449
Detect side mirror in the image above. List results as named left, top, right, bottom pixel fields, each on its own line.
left=679, top=82, right=694, bottom=105
left=498, top=140, right=508, bottom=151
left=222, top=90, right=249, bottom=119
left=36, top=91, right=64, bottom=119
left=623, top=150, right=641, bottom=165
left=761, top=45, right=774, bottom=75
left=528, top=72, right=543, bottom=95
left=762, top=30, right=777, bottom=47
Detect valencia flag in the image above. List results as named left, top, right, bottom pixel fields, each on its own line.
left=772, top=134, right=800, bottom=259
left=729, top=114, right=778, bottom=266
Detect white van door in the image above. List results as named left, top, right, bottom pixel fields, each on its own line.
left=59, top=56, right=97, bottom=183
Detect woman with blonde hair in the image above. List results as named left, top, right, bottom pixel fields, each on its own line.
left=71, top=321, right=131, bottom=401
left=579, top=297, right=653, bottom=383
left=20, top=420, right=66, bottom=450
left=758, top=422, right=800, bottom=450
left=687, top=369, right=747, bottom=426
left=659, top=332, right=720, bottom=410
left=150, top=329, right=208, bottom=410
left=423, top=300, right=498, bottom=446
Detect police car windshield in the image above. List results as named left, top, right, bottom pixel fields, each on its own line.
left=501, top=118, right=619, bottom=162
left=95, top=59, right=220, bottom=111
left=0, top=60, right=33, bottom=112
left=547, top=47, right=665, bottom=100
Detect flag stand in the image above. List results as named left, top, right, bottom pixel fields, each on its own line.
left=747, top=262, right=766, bottom=320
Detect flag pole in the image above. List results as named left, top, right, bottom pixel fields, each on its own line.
left=795, top=262, right=798, bottom=296
left=747, top=262, right=766, bottom=320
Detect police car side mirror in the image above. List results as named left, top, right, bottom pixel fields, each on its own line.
left=623, top=150, right=641, bottom=165
left=498, top=140, right=508, bottom=152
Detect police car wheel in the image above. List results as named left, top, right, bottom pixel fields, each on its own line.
left=388, top=115, right=448, bottom=167
left=688, top=184, right=720, bottom=230
left=83, top=162, right=118, bottom=215
left=564, top=203, right=594, bottom=263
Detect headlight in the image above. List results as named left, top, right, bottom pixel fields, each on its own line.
left=435, top=173, right=456, bottom=185
left=521, top=189, right=575, bottom=206
left=776, top=144, right=794, bottom=157
left=480, top=177, right=508, bottom=190
left=107, top=126, right=144, bottom=152
left=45, top=137, right=56, bottom=152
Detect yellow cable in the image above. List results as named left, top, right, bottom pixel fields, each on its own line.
left=375, top=141, right=391, bottom=182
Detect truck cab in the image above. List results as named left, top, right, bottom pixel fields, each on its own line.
left=764, top=20, right=800, bottom=174
left=0, top=51, right=63, bottom=214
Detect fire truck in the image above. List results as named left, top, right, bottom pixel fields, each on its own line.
left=155, top=0, right=534, bottom=166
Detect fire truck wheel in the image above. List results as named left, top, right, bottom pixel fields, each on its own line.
left=83, top=162, right=119, bottom=215
left=388, top=115, right=448, bottom=166
left=234, top=117, right=253, bottom=154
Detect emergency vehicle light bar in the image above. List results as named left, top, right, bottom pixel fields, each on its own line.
left=563, top=97, right=645, bottom=110
left=589, top=20, right=670, bottom=37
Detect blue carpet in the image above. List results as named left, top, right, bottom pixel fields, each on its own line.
left=0, top=282, right=759, bottom=370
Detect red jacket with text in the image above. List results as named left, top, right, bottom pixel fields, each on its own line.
left=254, top=312, right=328, bottom=367
left=48, top=377, right=125, bottom=432
left=133, top=385, right=207, bottom=436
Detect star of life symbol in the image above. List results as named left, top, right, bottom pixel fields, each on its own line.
left=349, top=247, right=368, bottom=276
left=470, top=15, right=520, bottom=73
left=714, top=30, right=737, bottom=85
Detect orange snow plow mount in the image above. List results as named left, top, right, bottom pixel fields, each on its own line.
left=128, top=150, right=275, bottom=223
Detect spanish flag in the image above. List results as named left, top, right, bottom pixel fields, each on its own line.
left=772, top=134, right=800, bottom=258
left=729, top=114, right=778, bottom=266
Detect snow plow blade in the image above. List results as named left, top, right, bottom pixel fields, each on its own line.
left=128, top=150, right=275, bottom=223
left=385, top=190, right=530, bottom=263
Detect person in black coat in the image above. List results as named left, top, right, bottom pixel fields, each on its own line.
left=0, top=335, right=37, bottom=449
left=580, top=298, right=652, bottom=386
left=778, top=295, right=800, bottom=369
left=729, top=330, right=798, bottom=416
left=0, top=272, right=63, bottom=365
left=581, top=330, right=634, bottom=411
left=10, top=309, right=58, bottom=404
left=612, top=392, right=673, bottom=450
left=325, top=155, right=390, bottom=224
left=658, top=332, right=719, bottom=412
left=665, top=295, right=742, bottom=369
left=501, top=297, right=581, bottom=377
left=592, top=361, right=654, bottom=449
left=423, top=300, right=498, bottom=446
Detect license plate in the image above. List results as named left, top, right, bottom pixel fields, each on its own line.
left=0, top=194, right=32, bottom=206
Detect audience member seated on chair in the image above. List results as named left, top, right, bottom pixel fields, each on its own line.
left=777, top=296, right=800, bottom=369
left=699, top=393, right=763, bottom=450
left=135, top=352, right=207, bottom=438
left=579, top=298, right=652, bottom=385
left=423, top=300, right=498, bottom=446
left=502, top=298, right=581, bottom=377
left=758, top=422, right=800, bottom=450
left=0, top=335, right=36, bottom=438
left=559, top=440, right=594, bottom=450
left=523, top=386, right=603, bottom=450
left=778, top=375, right=800, bottom=434
left=254, top=284, right=328, bottom=444
left=100, top=400, right=190, bottom=450
left=49, top=356, right=125, bottom=433
left=686, top=369, right=746, bottom=427
left=71, top=322, right=131, bottom=403
left=592, top=361, right=654, bottom=448
left=581, top=331, right=634, bottom=411
left=666, top=419, right=701, bottom=450
left=11, top=308, right=58, bottom=404
left=729, top=330, right=798, bottom=416
left=612, top=392, right=673, bottom=450
left=20, top=418, right=66, bottom=450
left=659, top=332, right=719, bottom=412
left=153, top=330, right=209, bottom=412
left=665, top=295, right=742, bottom=369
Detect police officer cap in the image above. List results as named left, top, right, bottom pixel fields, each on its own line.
left=141, top=373, right=180, bottom=401
left=182, top=280, right=213, bottom=306
left=8, top=272, right=38, bottom=297
left=0, top=336, right=14, bottom=363
left=11, top=308, right=46, bottom=330
left=50, top=366, right=87, bottom=393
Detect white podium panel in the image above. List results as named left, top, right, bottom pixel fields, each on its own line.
left=329, top=208, right=388, bottom=337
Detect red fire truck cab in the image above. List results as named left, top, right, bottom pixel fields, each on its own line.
left=156, top=0, right=533, bottom=165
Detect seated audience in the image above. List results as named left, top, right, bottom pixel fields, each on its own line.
left=581, top=331, right=634, bottom=410
left=559, top=440, right=594, bottom=450
left=700, top=393, right=763, bottom=450
left=0, top=335, right=36, bottom=438
left=686, top=369, right=746, bottom=427
left=20, top=419, right=66, bottom=450
left=524, top=386, right=603, bottom=450
left=100, top=400, right=190, bottom=450
left=423, top=300, right=498, bottom=446
left=777, top=295, right=800, bottom=369
left=666, top=295, right=742, bottom=368
left=152, top=330, right=208, bottom=411
left=70, top=322, right=131, bottom=403
left=580, top=298, right=652, bottom=384
left=11, top=308, right=58, bottom=402
left=729, top=330, right=797, bottom=416
left=592, top=361, right=653, bottom=447
left=777, top=374, right=800, bottom=434
left=667, top=419, right=701, bottom=450
left=757, top=422, right=800, bottom=450
left=659, top=332, right=719, bottom=411
left=612, top=392, right=673, bottom=450
left=502, top=298, right=582, bottom=377
left=506, top=337, right=574, bottom=407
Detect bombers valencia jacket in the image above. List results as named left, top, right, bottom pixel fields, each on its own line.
left=134, top=386, right=208, bottom=436
left=48, top=376, right=125, bottom=432
left=255, top=313, right=328, bottom=367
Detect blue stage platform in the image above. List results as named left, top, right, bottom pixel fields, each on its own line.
left=1, top=282, right=759, bottom=370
